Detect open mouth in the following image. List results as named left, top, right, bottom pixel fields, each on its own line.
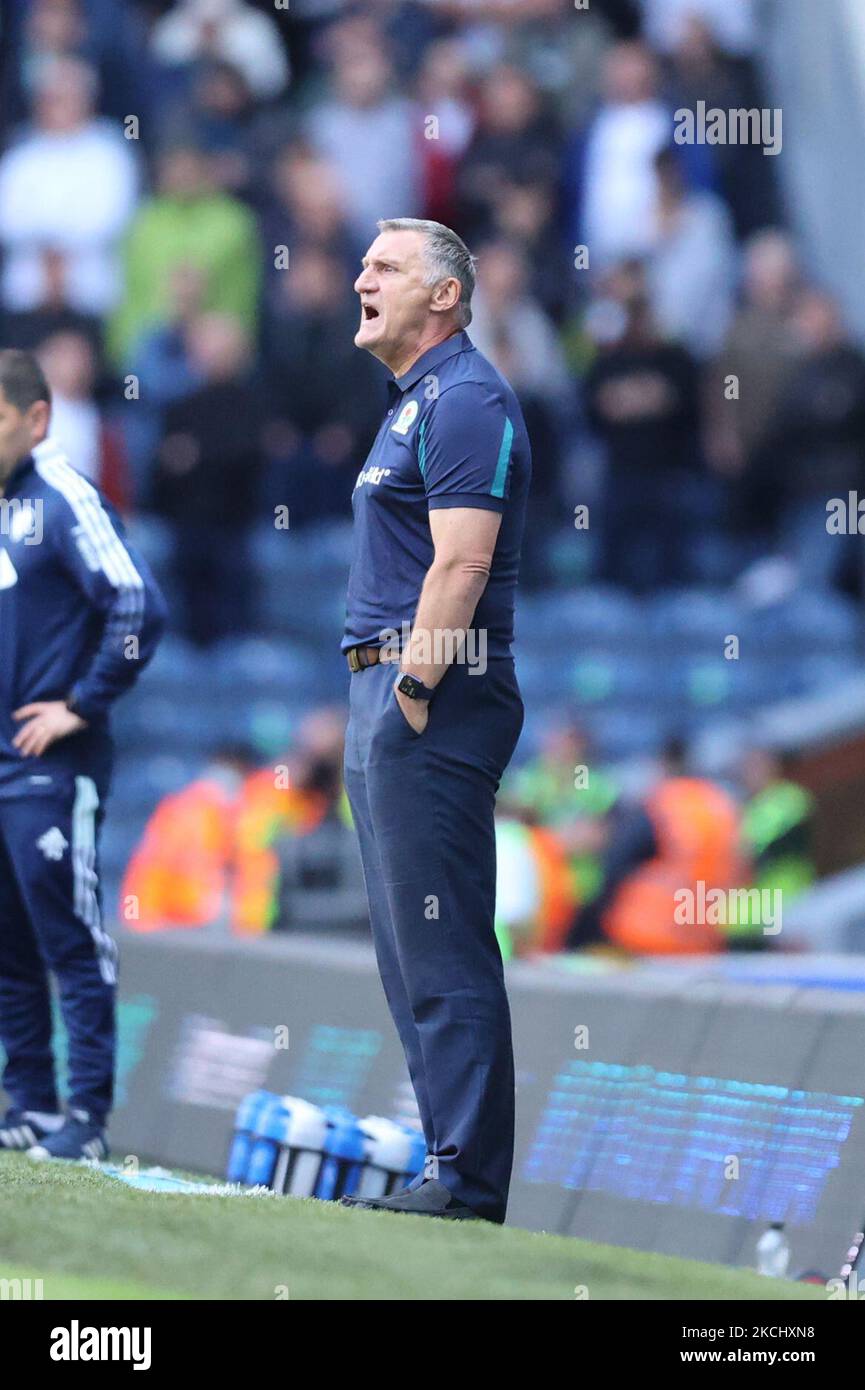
left=362, top=304, right=380, bottom=322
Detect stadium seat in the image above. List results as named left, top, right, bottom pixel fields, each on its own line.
left=251, top=520, right=352, bottom=587
left=249, top=520, right=311, bottom=575
left=545, top=525, right=598, bottom=585
left=302, top=520, right=354, bottom=573
left=742, top=591, right=861, bottom=653
left=136, top=634, right=207, bottom=694
left=208, top=636, right=315, bottom=688
left=112, top=750, right=203, bottom=802
left=786, top=651, right=863, bottom=696
left=259, top=585, right=348, bottom=645
left=647, top=589, right=744, bottom=652
left=123, top=514, right=174, bottom=575
left=568, top=651, right=667, bottom=706
left=516, top=586, right=646, bottom=650
left=117, top=695, right=225, bottom=752
left=586, top=707, right=673, bottom=759
left=664, top=658, right=770, bottom=711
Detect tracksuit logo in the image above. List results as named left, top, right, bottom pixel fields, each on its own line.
left=37, top=827, right=68, bottom=862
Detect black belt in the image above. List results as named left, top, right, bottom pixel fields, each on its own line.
left=346, top=645, right=399, bottom=673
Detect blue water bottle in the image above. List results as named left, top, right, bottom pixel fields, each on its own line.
left=356, top=1117, right=414, bottom=1199
left=226, top=1090, right=275, bottom=1184
left=315, top=1108, right=366, bottom=1200
left=245, top=1095, right=291, bottom=1189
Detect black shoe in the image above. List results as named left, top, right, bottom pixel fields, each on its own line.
left=340, top=1179, right=483, bottom=1220
left=340, top=1182, right=416, bottom=1208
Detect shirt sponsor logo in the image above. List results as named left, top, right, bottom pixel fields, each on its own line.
left=391, top=399, right=419, bottom=435
left=354, top=465, right=392, bottom=490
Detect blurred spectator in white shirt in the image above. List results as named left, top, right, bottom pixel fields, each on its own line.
left=0, top=56, right=138, bottom=316
left=469, top=240, right=570, bottom=404
left=150, top=0, right=290, bottom=102
left=647, top=148, right=737, bottom=360
left=37, top=328, right=129, bottom=508
left=581, top=42, right=670, bottom=268
left=306, top=32, right=420, bottom=244
left=639, top=0, right=757, bottom=57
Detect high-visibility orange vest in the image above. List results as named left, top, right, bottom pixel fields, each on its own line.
left=123, top=771, right=328, bottom=934
left=122, top=777, right=235, bottom=930
left=603, top=778, right=744, bottom=955
left=232, top=769, right=326, bottom=934
left=530, top=825, right=579, bottom=954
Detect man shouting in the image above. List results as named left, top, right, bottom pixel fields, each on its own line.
left=341, top=219, right=530, bottom=1223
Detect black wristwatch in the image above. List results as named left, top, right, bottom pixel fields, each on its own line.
left=397, top=672, right=435, bottom=702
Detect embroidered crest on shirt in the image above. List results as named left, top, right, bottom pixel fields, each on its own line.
left=391, top=399, right=419, bottom=435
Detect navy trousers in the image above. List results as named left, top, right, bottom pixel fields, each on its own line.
left=0, top=774, right=117, bottom=1123
left=344, top=655, right=524, bottom=1223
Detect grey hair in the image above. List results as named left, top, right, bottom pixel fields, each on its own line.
left=377, top=217, right=476, bottom=327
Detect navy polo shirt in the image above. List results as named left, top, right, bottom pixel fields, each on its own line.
left=343, top=330, right=531, bottom=658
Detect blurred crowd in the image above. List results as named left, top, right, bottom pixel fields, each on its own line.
left=0, top=1, right=851, bottom=951
left=3, top=0, right=865, bottom=639
left=121, top=709, right=815, bottom=958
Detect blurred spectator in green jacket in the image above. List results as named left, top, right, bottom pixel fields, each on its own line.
left=740, top=746, right=815, bottom=904
left=108, top=142, right=259, bottom=365
left=501, top=721, right=618, bottom=905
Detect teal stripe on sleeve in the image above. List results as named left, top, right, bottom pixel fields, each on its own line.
left=491, top=417, right=514, bottom=498
left=418, top=419, right=427, bottom=479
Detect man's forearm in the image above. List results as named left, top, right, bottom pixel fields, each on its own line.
left=400, top=558, right=490, bottom=689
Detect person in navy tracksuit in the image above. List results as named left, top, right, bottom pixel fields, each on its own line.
left=339, top=220, right=530, bottom=1224
left=0, top=349, right=166, bottom=1160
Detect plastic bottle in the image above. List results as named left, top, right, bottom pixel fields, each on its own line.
left=315, top=1108, right=366, bottom=1200
left=226, top=1090, right=276, bottom=1184
left=355, top=1116, right=414, bottom=1198
left=756, top=1222, right=791, bottom=1277
left=272, top=1098, right=328, bottom=1197
left=245, top=1095, right=291, bottom=1189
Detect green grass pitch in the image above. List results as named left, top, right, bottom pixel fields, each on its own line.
left=0, top=1153, right=827, bottom=1301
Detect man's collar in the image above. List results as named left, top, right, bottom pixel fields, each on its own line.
left=393, top=330, right=471, bottom=394
left=1, top=452, right=35, bottom=498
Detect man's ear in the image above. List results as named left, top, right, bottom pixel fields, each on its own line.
left=28, top=399, right=51, bottom=444
left=430, top=277, right=461, bottom=316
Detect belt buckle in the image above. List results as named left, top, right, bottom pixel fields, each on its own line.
left=347, top=647, right=361, bottom=673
